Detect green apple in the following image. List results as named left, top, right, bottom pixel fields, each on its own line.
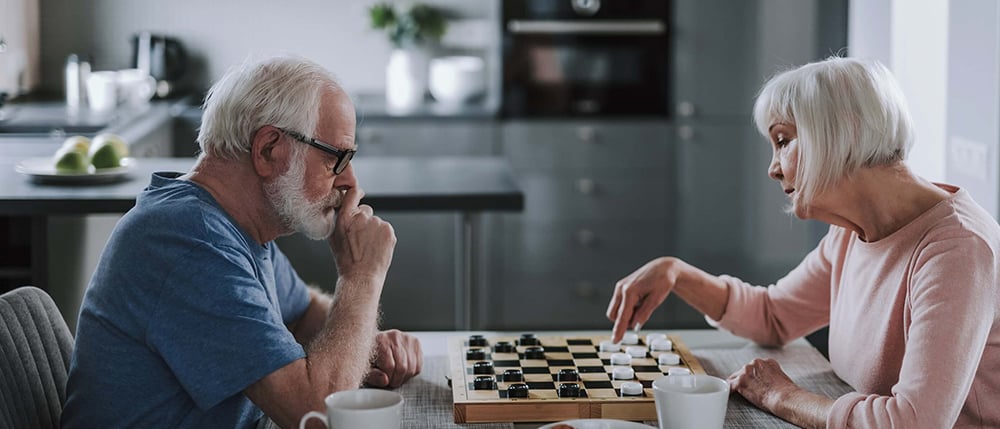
left=61, top=135, right=91, bottom=156
left=53, top=147, right=90, bottom=173
left=89, top=142, right=122, bottom=169
left=90, top=133, right=129, bottom=159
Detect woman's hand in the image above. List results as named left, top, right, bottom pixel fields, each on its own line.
left=728, top=358, right=834, bottom=429
left=727, top=358, right=797, bottom=413
left=606, top=257, right=684, bottom=343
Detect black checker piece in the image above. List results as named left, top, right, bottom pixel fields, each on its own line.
left=547, top=359, right=574, bottom=367
left=583, top=380, right=614, bottom=389
left=572, top=353, right=599, bottom=359
left=578, top=366, right=606, bottom=373
left=522, top=367, right=549, bottom=374
left=493, top=360, right=521, bottom=368
left=566, top=339, right=593, bottom=345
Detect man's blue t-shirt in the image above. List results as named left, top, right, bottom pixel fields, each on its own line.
left=62, top=172, right=312, bottom=428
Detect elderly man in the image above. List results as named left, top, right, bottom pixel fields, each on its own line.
left=62, top=56, right=422, bottom=428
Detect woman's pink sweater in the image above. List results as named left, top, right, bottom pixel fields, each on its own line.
left=715, top=185, right=1000, bottom=428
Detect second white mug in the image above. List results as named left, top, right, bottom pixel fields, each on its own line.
left=652, top=374, right=729, bottom=429
left=298, top=388, right=403, bottom=429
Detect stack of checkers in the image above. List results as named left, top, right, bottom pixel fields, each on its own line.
left=448, top=333, right=706, bottom=423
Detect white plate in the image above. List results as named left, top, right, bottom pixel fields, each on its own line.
left=538, top=419, right=654, bottom=429
left=15, top=157, right=136, bottom=185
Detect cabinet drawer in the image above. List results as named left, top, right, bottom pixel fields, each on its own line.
left=502, top=121, right=671, bottom=171
left=356, top=121, right=496, bottom=157
left=515, top=173, right=673, bottom=221
left=494, top=219, right=671, bottom=276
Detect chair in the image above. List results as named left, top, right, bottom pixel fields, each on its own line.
left=0, top=286, right=74, bottom=429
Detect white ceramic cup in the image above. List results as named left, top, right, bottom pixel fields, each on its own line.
left=86, top=71, right=118, bottom=111
left=652, top=374, right=729, bottom=429
left=298, top=388, right=403, bottom=429
left=116, top=68, right=157, bottom=106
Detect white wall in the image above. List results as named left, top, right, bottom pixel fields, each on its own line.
left=945, top=0, right=1000, bottom=218
left=36, top=0, right=498, bottom=97
left=850, top=0, right=949, bottom=183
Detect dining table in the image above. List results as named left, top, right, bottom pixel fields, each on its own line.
left=270, top=329, right=854, bottom=428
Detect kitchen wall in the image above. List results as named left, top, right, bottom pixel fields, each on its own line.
left=37, top=0, right=499, bottom=99
left=0, top=0, right=41, bottom=96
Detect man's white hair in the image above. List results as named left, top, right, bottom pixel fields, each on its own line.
left=197, top=55, right=343, bottom=160
left=753, top=56, right=914, bottom=202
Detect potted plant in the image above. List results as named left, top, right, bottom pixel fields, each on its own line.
left=369, top=2, right=448, bottom=110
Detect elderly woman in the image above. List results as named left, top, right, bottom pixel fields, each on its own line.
left=606, top=56, right=999, bottom=428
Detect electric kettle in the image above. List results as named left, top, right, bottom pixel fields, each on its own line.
left=131, top=32, right=187, bottom=98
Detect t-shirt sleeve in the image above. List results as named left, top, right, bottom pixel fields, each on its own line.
left=711, top=227, right=839, bottom=346
left=147, top=242, right=306, bottom=411
left=271, top=245, right=311, bottom=325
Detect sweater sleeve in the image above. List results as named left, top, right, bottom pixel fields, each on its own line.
left=711, top=227, right=841, bottom=346
left=826, top=233, right=997, bottom=428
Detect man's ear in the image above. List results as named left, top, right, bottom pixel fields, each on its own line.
left=250, top=126, right=286, bottom=178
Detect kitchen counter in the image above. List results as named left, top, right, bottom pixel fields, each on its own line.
left=0, top=156, right=523, bottom=330
left=0, top=156, right=523, bottom=215
left=0, top=101, right=176, bottom=158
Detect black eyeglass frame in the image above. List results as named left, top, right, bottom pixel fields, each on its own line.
left=279, top=127, right=356, bottom=174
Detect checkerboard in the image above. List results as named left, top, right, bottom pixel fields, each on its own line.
left=448, top=334, right=707, bottom=423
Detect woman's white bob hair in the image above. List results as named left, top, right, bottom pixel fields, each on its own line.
left=753, top=56, right=915, bottom=202
left=197, top=55, right=343, bottom=160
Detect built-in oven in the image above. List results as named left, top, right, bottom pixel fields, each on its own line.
left=501, top=0, right=670, bottom=117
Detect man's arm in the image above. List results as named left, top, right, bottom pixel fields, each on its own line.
left=287, top=288, right=424, bottom=389
left=244, top=187, right=394, bottom=428
left=287, top=288, right=333, bottom=346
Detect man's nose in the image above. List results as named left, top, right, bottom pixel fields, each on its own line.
left=334, top=162, right=358, bottom=189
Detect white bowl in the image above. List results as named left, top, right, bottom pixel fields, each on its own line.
left=429, top=56, right=485, bottom=105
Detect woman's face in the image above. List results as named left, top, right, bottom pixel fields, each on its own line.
left=767, top=121, right=805, bottom=216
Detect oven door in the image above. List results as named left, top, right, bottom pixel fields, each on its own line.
left=502, top=20, right=669, bottom=117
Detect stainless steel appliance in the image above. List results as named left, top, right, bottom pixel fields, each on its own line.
left=501, top=0, right=670, bottom=117
left=131, top=32, right=187, bottom=98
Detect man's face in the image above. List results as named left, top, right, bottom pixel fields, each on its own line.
left=265, top=145, right=339, bottom=239
left=266, top=89, right=358, bottom=239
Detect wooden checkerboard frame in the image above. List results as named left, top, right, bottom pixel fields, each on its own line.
left=448, top=334, right=706, bottom=423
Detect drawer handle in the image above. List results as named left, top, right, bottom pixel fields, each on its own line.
left=677, top=125, right=694, bottom=141
left=676, top=101, right=696, bottom=118
left=577, top=126, right=597, bottom=143
left=576, top=178, right=596, bottom=195
left=576, top=229, right=596, bottom=246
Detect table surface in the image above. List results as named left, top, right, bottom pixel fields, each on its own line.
left=0, top=156, right=524, bottom=215
left=271, top=330, right=854, bottom=429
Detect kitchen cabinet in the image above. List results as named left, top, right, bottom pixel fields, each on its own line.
left=487, top=120, right=681, bottom=329
left=671, top=0, right=761, bottom=119
left=276, top=118, right=499, bottom=331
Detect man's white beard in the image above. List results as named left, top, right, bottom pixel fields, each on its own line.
left=265, top=148, right=335, bottom=240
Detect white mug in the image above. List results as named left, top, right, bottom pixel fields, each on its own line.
left=86, top=71, right=118, bottom=111
left=298, top=388, right=403, bottom=429
left=652, top=374, right=729, bottom=429
left=116, top=68, right=157, bottom=106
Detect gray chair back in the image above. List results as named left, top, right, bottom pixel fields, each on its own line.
left=0, top=286, right=74, bottom=429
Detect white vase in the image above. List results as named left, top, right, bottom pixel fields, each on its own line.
left=385, top=48, right=429, bottom=111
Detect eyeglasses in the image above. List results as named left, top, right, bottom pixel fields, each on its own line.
left=279, top=127, right=356, bottom=175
